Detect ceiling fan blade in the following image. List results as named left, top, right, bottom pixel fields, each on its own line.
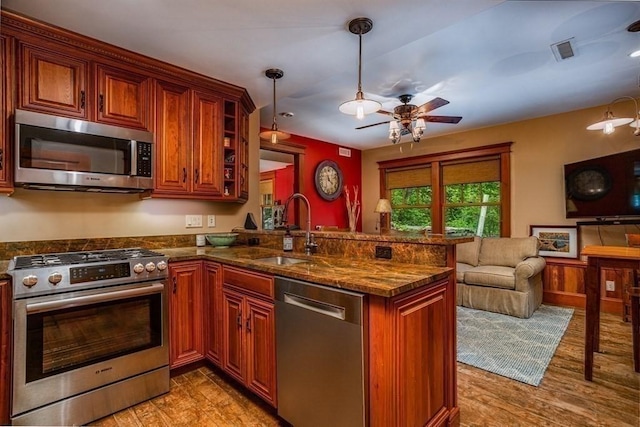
left=355, top=120, right=391, bottom=130
left=416, top=97, right=450, bottom=114
left=422, top=115, right=462, bottom=124
left=376, top=109, right=395, bottom=117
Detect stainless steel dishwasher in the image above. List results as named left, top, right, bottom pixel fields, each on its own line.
left=275, top=277, right=365, bottom=427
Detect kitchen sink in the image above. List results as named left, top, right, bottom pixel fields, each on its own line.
left=253, top=256, right=308, bottom=266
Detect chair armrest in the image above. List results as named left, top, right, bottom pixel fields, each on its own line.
left=515, top=256, right=546, bottom=280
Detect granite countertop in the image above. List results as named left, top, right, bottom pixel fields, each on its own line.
left=0, top=246, right=453, bottom=298
left=162, top=246, right=452, bottom=297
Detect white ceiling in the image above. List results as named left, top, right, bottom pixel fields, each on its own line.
left=3, top=0, right=640, bottom=150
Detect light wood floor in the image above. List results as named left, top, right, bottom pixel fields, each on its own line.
left=93, top=308, right=639, bottom=427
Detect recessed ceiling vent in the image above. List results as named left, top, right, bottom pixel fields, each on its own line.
left=551, top=38, right=576, bottom=62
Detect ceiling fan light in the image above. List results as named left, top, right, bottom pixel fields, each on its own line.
left=388, top=121, right=401, bottom=143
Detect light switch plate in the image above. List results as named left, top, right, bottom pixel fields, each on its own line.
left=605, top=280, right=615, bottom=292
left=185, top=215, right=203, bottom=228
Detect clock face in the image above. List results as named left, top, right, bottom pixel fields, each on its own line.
left=314, top=160, right=343, bottom=201
left=567, top=166, right=612, bottom=201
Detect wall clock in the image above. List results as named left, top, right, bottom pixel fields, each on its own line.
left=314, top=160, right=343, bottom=201
left=566, top=166, right=612, bottom=201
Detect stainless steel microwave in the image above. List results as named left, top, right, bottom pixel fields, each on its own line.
left=14, top=109, right=154, bottom=193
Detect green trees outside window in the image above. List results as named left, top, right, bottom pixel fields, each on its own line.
left=390, top=186, right=432, bottom=231
left=444, top=182, right=501, bottom=237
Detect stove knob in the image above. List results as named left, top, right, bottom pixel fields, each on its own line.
left=22, top=275, right=38, bottom=288
left=145, top=262, right=156, bottom=272
left=133, top=263, right=145, bottom=274
left=48, top=272, right=62, bottom=285
left=156, top=261, right=168, bottom=271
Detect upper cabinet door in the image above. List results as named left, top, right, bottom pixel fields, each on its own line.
left=192, top=90, right=223, bottom=196
left=95, top=64, right=150, bottom=130
left=155, top=80, right=191, bottom=194
left=0, top=35, right=12, bottom=192
left=19, top=43, right=88, bottom=118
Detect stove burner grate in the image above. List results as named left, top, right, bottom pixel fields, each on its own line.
left=11, top=248, right=165, bottom=270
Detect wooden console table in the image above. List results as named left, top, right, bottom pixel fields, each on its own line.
left=581, top=245, right=640, bottom=381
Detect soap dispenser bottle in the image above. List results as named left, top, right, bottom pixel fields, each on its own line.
left=283, top=226, right=293, bottom=252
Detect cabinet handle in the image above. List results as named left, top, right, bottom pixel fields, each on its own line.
left=0, top=148, right=3, bottom=171
left=182, top=168, right=187, bottom=183
left=194, top=168, right=199, bottom=183
left=172, top=277, right=177, bottom=294
left=246, top=317, right=251, bottom=332
left=99, top=94, right=104, bottom=112
left=80, top=90, right=85, bottom=109
left=237, top=312, right=242, bottom=328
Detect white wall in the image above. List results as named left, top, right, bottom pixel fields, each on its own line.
left=0, top=113, right=262, bottom=243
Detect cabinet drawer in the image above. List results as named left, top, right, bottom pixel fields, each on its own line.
left=223, top=266, right=274, bottom=299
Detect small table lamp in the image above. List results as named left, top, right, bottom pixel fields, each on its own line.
left=374, top=198, right=392, bottom=234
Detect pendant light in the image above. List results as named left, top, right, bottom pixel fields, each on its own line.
left=259, top=68, right=290, bottom=144
left=586, top=96, right=639, bottom=136
left=339, top=17, right=381, bottom=120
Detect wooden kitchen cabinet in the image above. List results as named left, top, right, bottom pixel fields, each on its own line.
left=154, top=80, right=225, bottom=199
left=0, top=35, right=13, bottom=194
left=204, top=261, right=222, bottom=366
left=368, top=278, right=457, bottom=426
left=221, top=266, right=276, bottom=406
left=18, top=42, right=88, bottom=118
left=0, top=280, right=11, bottom=425
left=238, top=108, right=250, bottom=201
left=18, top=44, right=150, bottom=130
left=168, top=261, right=205, bottom=369
left=94, top=63, right=150, bottom=130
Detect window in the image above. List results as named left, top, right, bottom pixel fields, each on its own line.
left=378, top=143, right=511, bottom=236
left=385, top=166, right=432, bottom=232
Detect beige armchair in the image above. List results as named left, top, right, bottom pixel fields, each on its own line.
left=456, top=236, right=546, bottom=318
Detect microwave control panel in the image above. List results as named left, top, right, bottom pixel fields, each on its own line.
left=136, top=142, right=153, bottom=177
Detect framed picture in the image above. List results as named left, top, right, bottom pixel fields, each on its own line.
left=530, top=225, right=579, bottom=259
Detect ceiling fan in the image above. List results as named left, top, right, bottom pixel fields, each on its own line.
left=356, top=94, right=462, bottom=143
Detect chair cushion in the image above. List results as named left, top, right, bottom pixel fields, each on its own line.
left=456, top=262, right=475, bottom=283
left=478, top=237, right=539, bottom=268
left=457, top=236, right=482, bottom=267
left=463, top=266, right=516, bottom=290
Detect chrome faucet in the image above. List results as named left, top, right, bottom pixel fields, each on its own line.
left=283, top=193, right=318, bottom=255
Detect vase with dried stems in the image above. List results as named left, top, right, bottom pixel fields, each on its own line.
left=344, top=185, right=360, bottom=233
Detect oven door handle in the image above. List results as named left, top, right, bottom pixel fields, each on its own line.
left=25, top=283, right=165, bottom=314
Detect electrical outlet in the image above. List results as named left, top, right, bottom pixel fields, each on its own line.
left=207, top=215, right=216, bottom=227
left=375, top=246, right=392, bottom=260
left=605, top=280, right=615, bottom=292
left=185, top=215, right=203, bottom=228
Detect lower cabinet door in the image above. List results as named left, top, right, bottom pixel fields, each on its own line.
left=245, top=296, right=276, bottom=406
left=222, top=287, right=245, bottom=383
left=169, top=261, right=204, bottom=368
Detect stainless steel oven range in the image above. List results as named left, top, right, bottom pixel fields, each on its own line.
left=7, top=248, right=170, bottom=426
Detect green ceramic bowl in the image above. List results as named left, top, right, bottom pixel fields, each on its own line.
left=205, top=232, right=238, bottom=248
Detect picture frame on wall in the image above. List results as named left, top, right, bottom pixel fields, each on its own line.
left=530, top=225, right=579, bottom=259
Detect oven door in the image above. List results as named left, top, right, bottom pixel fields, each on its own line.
left=12, top=281, right=169, bottom=418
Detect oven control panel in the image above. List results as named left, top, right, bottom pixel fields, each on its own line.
left=70, top=262, right=131, bottom=284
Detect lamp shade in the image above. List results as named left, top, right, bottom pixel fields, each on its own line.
left=374, top=198, right=392, bottom=213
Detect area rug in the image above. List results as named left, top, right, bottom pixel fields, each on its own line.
left=457, top=304, right=574, bottom=386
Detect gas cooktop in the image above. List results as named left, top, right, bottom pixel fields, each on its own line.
left=11, top=248, right=165, bottom=270
left=8, top=248, right=169, bottom=299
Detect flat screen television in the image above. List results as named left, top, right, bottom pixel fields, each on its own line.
left=564, top=148, right=640, bottom=219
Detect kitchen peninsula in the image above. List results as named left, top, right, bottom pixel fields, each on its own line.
left=1, top=231, right=468, bottom=426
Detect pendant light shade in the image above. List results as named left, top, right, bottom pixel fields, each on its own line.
left=586, top=96, right=639, bottom=136
left=339, top=17, right=381, bottom=119
left=259, top=68, right=290, bottom=144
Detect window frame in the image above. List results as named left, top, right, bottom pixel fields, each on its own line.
left=378, top=142, right=512, bottom=236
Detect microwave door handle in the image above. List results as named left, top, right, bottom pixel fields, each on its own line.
left=130, top=140, right=138, bottom=176
left=25, top=283, right=165, bottom=314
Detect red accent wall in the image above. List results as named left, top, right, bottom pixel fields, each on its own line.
left=261, top=130, right=363, bottom=231
left=274, top=165, right=294, bottom=204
